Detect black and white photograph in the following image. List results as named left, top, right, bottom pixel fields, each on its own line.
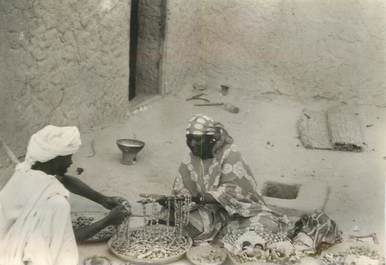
left=0, top=0, right=385, bottom=264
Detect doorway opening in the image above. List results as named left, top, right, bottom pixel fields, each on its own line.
left=129, top=0, right=167, bottom=101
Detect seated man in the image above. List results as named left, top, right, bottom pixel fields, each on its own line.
left=0, top=125, right=129, bottom=265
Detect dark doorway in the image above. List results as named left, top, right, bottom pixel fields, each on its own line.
left=129, top=0, right=166, bottom=101
left=129, top=0, right=139, bottom=100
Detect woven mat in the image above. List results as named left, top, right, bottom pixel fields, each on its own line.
left=298, top=107, right=364, bottom=152
left=327, top=107, right=363, bottom=152
left=298, top=109, right=332, bottom=150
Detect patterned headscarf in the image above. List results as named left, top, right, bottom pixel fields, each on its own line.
left=186, top=114, right=233, bottom=154
left=186, top=114, right=217, bottom=136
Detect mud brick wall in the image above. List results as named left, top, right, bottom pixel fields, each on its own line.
left=165, top=0, right=386, bottom=105
left=0, top=0, right=130, bottom=158
left=162, top=0, right=203, bottom=94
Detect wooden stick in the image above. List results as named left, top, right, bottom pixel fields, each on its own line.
left=349, top=233, right=379, bottom=244
left=194, top=103, right=224, bottom=106
left=0, top=135, right=20, bottom=164
left=87, top=139, right=96, bottom=158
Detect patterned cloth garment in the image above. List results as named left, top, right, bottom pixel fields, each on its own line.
left=288, top=210, right=342, bottom=254
left=172, top=115, right=342, bottom=250
left=172, top=114, right=279, bottom=242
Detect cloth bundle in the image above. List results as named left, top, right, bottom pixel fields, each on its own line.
left=288, top=210, right=342, bottom=254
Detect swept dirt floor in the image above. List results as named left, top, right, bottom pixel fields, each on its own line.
left=1, top=86, right=384, bottom=264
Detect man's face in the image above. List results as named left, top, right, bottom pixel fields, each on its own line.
left=56, top=155, right=73, bottom=176
left=186, top=134, right=214, bottom=159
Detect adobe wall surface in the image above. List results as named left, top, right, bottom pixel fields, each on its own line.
left=0, top=0, right=130, bottom=158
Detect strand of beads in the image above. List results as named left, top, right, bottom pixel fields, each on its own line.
left=141, top=202, right=147, bottom=241
left=125, top=216, right=130, bottom=240
left=174, top=196, right=178, bottom=236
left=182, top=195, right=191, bottom=226
left=166, top=198, right=171, bottom=232
left=179, top=199, right=184, bottom=236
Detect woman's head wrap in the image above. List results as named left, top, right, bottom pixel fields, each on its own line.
left=21, top=125, right=82, bottom=169
left=186, top=114, right=216, bottom=136
left=186, top=114, right=233, bottom=154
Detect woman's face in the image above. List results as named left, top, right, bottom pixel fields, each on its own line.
left=186, top=134, right=215, bottom=159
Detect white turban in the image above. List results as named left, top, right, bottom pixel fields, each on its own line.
left=23, top=125, right=82, bottom=168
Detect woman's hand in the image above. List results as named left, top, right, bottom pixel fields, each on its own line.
left=156, top=197, right=170, bottom=207
left=192, top=193, right=217, bottom=204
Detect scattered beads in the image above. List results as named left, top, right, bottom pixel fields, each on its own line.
left=321, top=245, right=384, bottom=265
left=72, top=215, right=115, bottom=242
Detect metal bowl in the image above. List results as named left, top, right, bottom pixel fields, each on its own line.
left=116, top=139, right=145, bottom=165
left=83, top=256, right=112, bottom=265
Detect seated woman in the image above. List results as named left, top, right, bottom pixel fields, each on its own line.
left=161, top=114, right=282, bottom=243
left=0, top=125, right=129, bottom=265
left=161, top=114, right=341, bottom=256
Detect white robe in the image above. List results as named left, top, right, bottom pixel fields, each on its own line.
left=0, top=164, right=78, bottom=265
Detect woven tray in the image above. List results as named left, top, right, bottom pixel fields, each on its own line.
left=108, top=224, right=192, bottom=265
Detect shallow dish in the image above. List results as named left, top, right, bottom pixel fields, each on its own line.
left=186, top=243, right=227, bottom=265
left=83, top=255, right=112, bottom=265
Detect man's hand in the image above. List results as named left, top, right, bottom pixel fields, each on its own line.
left=103, top=196, right=131, bottom=211
left=105, top=205, right=129, bottom=226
